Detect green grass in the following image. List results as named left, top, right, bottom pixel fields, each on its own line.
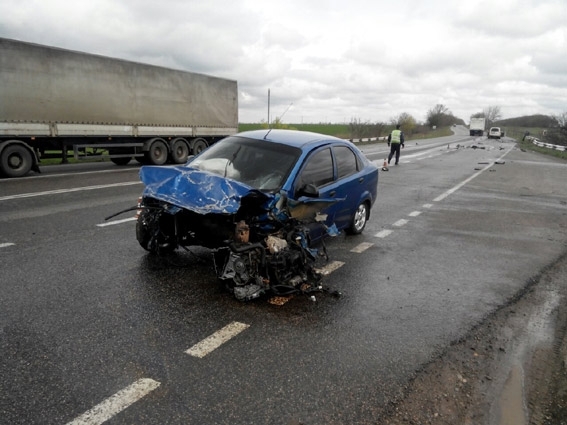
left=504, top=127, right=567, bottom=160
left=38, top=149, right=112, bottom=165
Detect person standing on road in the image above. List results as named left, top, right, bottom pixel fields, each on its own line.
left=387, top=124, right=405, bottom=165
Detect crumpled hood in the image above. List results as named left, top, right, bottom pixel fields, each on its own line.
left=139, top=165, right=272, bottom=215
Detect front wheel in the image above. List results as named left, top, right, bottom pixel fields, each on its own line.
left=347, top=202, right=368, bottom=235
left=136, top=209, right=177, bottom=254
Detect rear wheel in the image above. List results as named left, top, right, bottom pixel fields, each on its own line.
left=170, top=138, right=190, bottom=164
left=0, top=144, right=33, bottom=177
left=145, top=139, right=168, bottom=165
left=347, top=201, right=368, bottom=235
left=192, top=139, right=208, bottom=155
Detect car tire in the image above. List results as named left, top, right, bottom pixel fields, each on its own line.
left=347, top=201, right=368, bottom=235
left=136, top=211, right=176, bottom=254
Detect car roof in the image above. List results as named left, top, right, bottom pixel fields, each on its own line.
left=234, top=129, right=346, bottom=149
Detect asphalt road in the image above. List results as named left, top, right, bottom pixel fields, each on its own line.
left=1, top=127, right=566, bottom=424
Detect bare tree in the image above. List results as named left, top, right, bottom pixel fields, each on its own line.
left=349, top=117, right=368, bottom=139
left=554, top=111, right=567, bottom=129
left=484, top=105, right=502, bottom=127
left=426, top=104, right=458, bottom=127
left=548, top=111, right=567, bottom=145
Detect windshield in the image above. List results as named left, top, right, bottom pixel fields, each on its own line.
left=189, top=136, right=301, bottom=192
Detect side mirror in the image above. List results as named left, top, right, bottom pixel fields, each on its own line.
left=298, top=183, right=319, bottom=198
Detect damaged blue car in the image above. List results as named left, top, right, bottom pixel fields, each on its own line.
left=134, top=129, right=379, bottom=300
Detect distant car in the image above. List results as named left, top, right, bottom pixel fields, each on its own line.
left=134, top=129, right=379, bottom=300
left=488, top=127, right=502, bottom=139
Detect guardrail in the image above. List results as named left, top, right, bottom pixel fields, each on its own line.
left=350, top=136, right=387, bottom=143
left=525, top=136, right=567, bottom=152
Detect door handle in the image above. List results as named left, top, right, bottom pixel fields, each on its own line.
left=329, top=190, right=336, bottom=196
left=358, top=177, right=364, bottom=183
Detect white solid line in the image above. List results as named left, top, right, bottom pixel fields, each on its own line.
left=350, top=242, right=374, bottom=253
left=0, top=181, right=141, bottom=202
left=393, top=219, right=408, bottom=227
left=0, top=243, right=15, bottom=248
left=375, top=229, right=393, bottom=238
left=433, top=146, right=514, bottom=202
left=315, top=260, right=345, bottom=276
left=65, top=378, right=160, bottom=425
left=97, top=217, right=137, bottom=227
left=186, top=321, right=250, bottom=358
left=408, top=211, right=422, bottom=217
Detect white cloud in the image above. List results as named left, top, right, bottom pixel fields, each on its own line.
left=1, top=0, right=565, bottom=123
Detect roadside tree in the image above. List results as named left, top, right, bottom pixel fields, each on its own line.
left=391, top=112, right=417, bottom=135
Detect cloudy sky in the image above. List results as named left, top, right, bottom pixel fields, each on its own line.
left=1, top=0, right=566, bottom=124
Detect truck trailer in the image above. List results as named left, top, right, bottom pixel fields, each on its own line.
left=469, top=117, right=486, bottom=137
left=0, top=38, right=238, bottom=177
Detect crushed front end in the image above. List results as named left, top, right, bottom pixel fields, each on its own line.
left=135, top=166, right=336, bottom=301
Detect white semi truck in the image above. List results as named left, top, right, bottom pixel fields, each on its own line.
left=469, top=117, right=486, bottom=136
left=0, top=38, right=238, bottom=177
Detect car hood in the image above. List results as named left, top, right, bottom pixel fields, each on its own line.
left=140, top=165, right=271, bottom=215
left=139, top=166, right=338, bottom=221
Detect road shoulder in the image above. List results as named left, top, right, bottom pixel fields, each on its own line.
left=377, top=250, right=567, bottom=424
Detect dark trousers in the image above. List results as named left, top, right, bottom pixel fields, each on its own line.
left=388, top=143, right=401, bottom=164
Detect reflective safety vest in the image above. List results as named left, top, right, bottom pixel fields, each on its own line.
left=390, top=129, right=402, bottom=144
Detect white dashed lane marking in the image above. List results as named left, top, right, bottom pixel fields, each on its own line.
left=186, top=321, right=250, bottom=358
left=0, top=243, right=15, bottom=248
left=393, top=219, right=408, bottom=227
left=97, top=217, right=137, bottom=227
left=408, top=211, right=421, bottom=217
left=375, top=229, right=393, bottom=238
left=315, top=260, right=345, bottom=275
left=351, top=242, right=374, bottom=253
left=66, top=378, right=160, bottom=425
left=0, top=181, right=140, bottom=202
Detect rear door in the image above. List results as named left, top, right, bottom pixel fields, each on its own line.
left=328, top=145, right=366, bottom=229
left=291, top=143, right=364, bottom=230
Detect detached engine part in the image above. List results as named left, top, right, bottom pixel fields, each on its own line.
left=217, top=230, right=323, bottom=301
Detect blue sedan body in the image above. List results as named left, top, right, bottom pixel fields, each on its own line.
left=139, top=129, right=378, bottom=247
left=136, top=129, right=379, bottom=300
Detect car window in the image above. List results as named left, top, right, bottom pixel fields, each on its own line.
left=298, top=147, right=334, bottom=188
left=190, top=136, right=300, bottom=192
left=334, top=145, right=358, bottom=179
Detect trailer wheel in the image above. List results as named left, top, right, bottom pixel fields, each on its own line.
left=146, top=139, right=168, bottom=165
left=170, top=138, right=190, bottom=164
left=192, top=139, right=208, bottom=155
left=0, top=144, right=33, bottom=177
